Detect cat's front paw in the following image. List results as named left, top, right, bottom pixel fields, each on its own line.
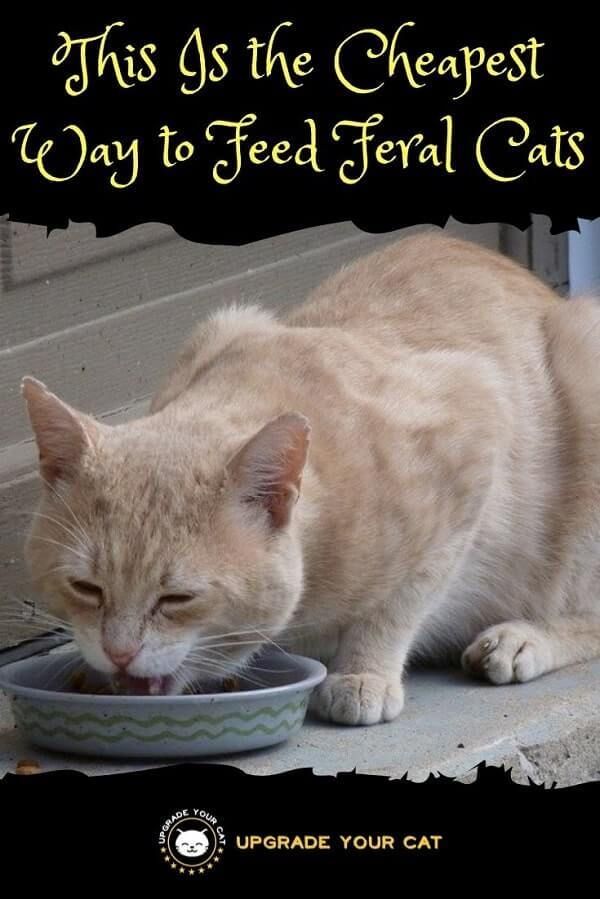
left=309, top=672, right=404, bottom=726
left=461, top=622, right=552, bottom=684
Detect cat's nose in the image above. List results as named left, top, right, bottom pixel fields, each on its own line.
left=104, top=645, right=141, bottom=669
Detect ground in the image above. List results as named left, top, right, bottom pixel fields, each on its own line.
left=1, top=649, right=599, bottom=785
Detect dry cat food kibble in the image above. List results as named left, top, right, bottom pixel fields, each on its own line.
left=16, top=759, right=41, bottom=775
left=182, top=676, right=242, bottom=695
left=68, top=671, right=112, bottom=695
left=68, top=670, right=242, bottom=695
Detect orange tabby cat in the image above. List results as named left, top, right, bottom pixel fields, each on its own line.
left=21, top=233, right=600, bottom=724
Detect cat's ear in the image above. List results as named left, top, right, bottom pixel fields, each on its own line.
left=227, top=412, right=311, bottom=529
left=21, top=376, right=99, bottom=485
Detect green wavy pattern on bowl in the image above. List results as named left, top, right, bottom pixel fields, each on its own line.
left=14, top=697, right=308, bottom=728
left=13, top=696, right=309, bottom=744
left=14, top=713, right=306, bottom=744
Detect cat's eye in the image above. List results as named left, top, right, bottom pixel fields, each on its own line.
left=68, top=579, right=103, bottom=605
left=154, top=593, right=196, bottom=617
left=157, top=593, right=196, bottom=609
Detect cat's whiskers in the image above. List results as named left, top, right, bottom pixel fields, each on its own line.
left=43, top=564, right=78, bottom=578
left=194, top=621, right=310, bottom=645
left=0, top=595, right=72, bottom=631
left=5, top=499, right=88, bottom=540
left=189, top=625, right=312, bottom=664
left=0, top=617, right=70, bottom=636
left=27, top=534, right=92, bottom=564
left=5, top=596, right=63, bottom=621
left=184, top=656, right=270, bottom=689
left=182, top=658, right=235, bottom=683
left=39, top=477, right=89, bottom=542
left=21, top=645, right=84, bottom=689
left=202, top=655, right=294, bottom=686
left=172, top=666, right=197, bottom=695
left=188, top=637, right=297, bottom=676
left=192, top=638, right=267, bottom=652
left=184, top=650, right=240, bottom=670
left=199, top=646, right=294, bottom=675
left=251, top=627, right=296, bottom=660
left=48, top=652, right=84, bottom=688
left=27, top=509, right=91, bottom=552
left=185, top=640, right=282, bottom=686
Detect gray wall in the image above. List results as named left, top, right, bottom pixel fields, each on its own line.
left=0, top=217, right=562, bottom=646
left=568, top=220, right=600, bottom=296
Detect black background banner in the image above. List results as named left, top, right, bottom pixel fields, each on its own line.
left=1, top=764, right=596, bottom=885
left=1, top=7, right=598, bottom=243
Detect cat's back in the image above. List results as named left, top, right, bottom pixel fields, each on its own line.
left=287, top=232, right=560, bottom=356
left=153, top=232, right=561, bottom=429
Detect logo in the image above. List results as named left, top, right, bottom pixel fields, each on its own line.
left=158, top=808, right=226, bottom=876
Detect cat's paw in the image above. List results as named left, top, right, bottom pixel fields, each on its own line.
left=461, top=622, right=551, bottom=685
left=309, top=672, right=404, bottom=725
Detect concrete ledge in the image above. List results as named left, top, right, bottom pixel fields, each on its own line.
left=1, top=657, right=599, bottom=785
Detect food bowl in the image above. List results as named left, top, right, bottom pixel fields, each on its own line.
left=0, top=648, right=326, bottom=759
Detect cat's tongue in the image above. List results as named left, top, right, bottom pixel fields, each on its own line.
left=114, top=674, right=172, bottom=696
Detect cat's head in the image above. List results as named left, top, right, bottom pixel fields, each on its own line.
left=175, top=829, right=209, bottom=857
left=21, top=377, right=311, bottom=694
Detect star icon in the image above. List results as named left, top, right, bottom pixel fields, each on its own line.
left=208, top=863, right=213, bottom=870
left=170, top=863, right=176, bottom=869
left=188, top=870, right=194, bottom=876
left=218, top=848, right=224, bottom=854
left=179, top=867, right=185, bottom=874
left=199, top=868, right=206, bottom=875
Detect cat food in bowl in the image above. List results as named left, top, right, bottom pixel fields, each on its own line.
left=67, top=670, right=243, bottom=697
left=0, top=649, right=326, bottom=759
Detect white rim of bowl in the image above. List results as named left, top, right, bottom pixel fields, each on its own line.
left=0, top=650, right=327, bottom=705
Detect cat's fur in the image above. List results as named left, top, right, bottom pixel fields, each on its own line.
left=21, top=233, right=600, bottom=724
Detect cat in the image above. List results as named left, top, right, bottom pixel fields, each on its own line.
left=21, top=232, right=600, bottom=725
left=175, top=829, right=209, bottom=858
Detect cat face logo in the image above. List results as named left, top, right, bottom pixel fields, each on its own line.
left=175, top=828, right=209, bottom=858
left=158, top=808, right=226, bottom=876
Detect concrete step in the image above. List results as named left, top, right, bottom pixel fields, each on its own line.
left=1, top=654, right=599, bottom=785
